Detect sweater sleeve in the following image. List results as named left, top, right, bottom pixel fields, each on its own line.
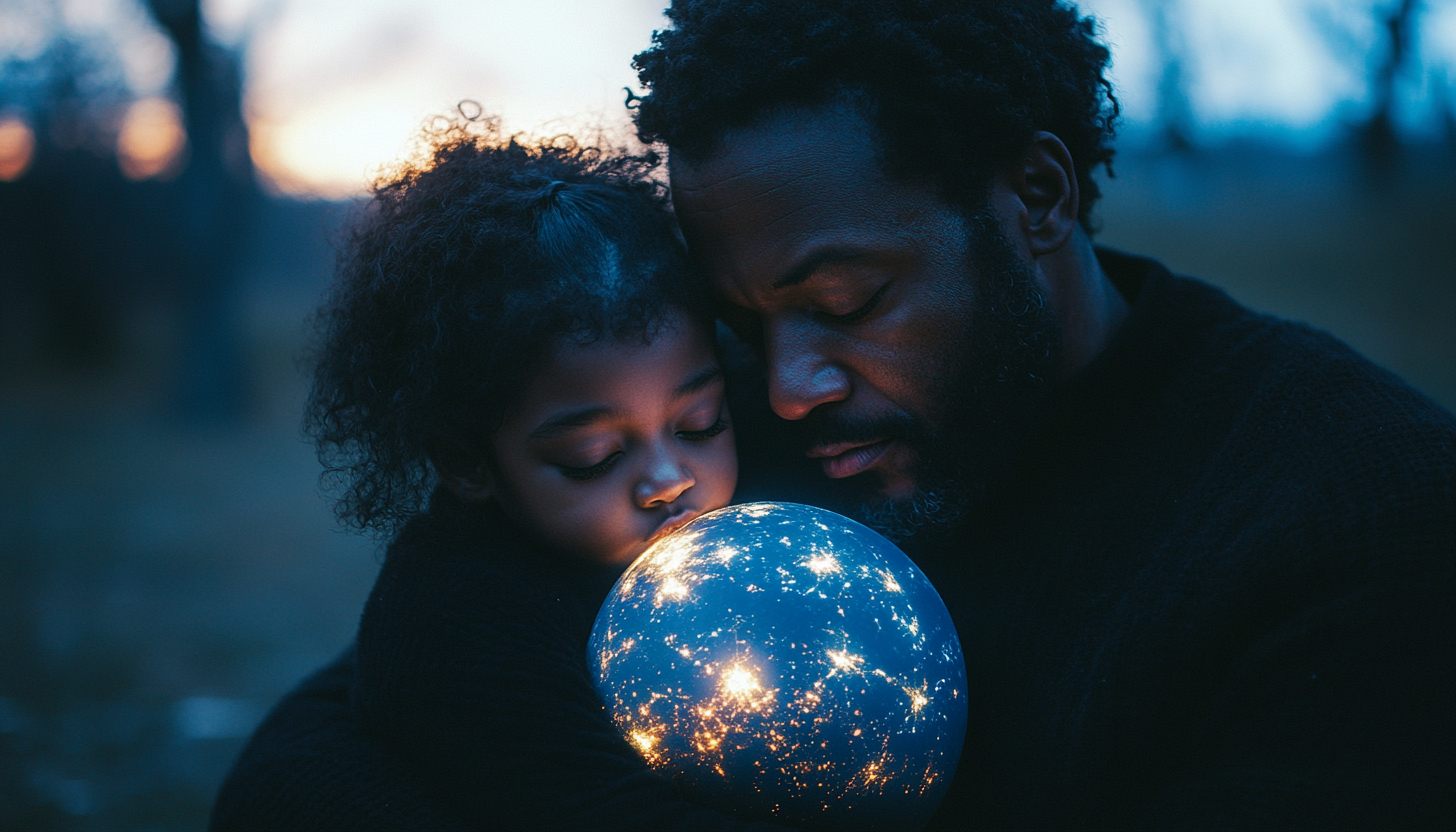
left=210, top=647, right=472, bottom=831
left=354, top=535, right=787, bottom=831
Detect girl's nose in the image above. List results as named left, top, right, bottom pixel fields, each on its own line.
left=635, top=452, right=695, bottom=508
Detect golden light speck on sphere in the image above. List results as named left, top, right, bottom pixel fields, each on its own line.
left=588, top=503, right=968, bottom=830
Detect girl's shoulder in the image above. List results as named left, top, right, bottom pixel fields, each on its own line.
left=363, top=495, right=610, bottom=640
left=350, top=495, right=617, bottom=776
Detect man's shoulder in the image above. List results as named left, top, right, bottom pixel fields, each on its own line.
left=1109, top=263, right=1455, bottom=570
left=1089, top=250, right=1455, bottom=538
left=1101, top=249, right=1456, bottom=462
left=1177, top=280, right=1455, bottom=466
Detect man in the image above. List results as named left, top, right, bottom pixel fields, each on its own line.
left=213, top=2, right=1452, bottom=829
left=634, top=1, right=1453, bottom=828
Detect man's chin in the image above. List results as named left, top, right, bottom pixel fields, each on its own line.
left=855, top=483, right=971, bottom=544
left=838, top=456, right=971, bottom=544
left=865, top=443, right=920, bottom=501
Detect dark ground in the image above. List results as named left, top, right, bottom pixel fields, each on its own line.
left=1, top=145, right=1452, bottom=830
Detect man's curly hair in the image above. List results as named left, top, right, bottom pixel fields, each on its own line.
left=632, top=0, right=1118, bottom=229
left=305, top=114, right=703, bottom=535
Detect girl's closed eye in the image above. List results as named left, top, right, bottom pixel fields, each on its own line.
left=555, top=408, right=729, bottom=480
left=678, top=415, right=730, bottom=441
left=558, top=451, right=622, bottom=481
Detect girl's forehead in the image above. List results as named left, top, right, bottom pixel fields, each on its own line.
left=511, top=313, right=720, bottom=427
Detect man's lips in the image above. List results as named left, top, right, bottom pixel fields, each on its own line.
left=806, top=439, right=892, bottom=479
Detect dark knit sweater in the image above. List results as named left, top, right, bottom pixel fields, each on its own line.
left=357, top=500, right=784, bottom=830
left=212, top=250, right=1454, bottom=830
left=209, top=644, right=473, bottom=831
left=913, top=250, right=1454, bottom=829
left=214, top=496, right=785, bottom=831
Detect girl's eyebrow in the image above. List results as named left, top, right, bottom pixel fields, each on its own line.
left=529, top=365, right=723, bottom=439
left=528, top=406, right=615, bottom=439
left=673, top=365, right=723, bottom=400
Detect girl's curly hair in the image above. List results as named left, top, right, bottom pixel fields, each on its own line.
left=633, top=0, right=1118, bottom=231
left=305, top=112, right=704, bottom=535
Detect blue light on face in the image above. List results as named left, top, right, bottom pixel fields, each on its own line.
left=588, top=502, right=967, bottom=831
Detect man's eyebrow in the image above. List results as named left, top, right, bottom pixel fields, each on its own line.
left=674, top=365, right=724, bottom=400
left=771, top=248, right=867, bottom=290
left=528, top=406, right=616, bottom=439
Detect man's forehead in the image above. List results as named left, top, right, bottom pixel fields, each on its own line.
left=665, top=101, right=959, bottom=306
left=668, top=102, right=881, bottom=197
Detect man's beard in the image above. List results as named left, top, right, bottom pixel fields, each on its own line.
left=809, top=207, right=1063, bottom=542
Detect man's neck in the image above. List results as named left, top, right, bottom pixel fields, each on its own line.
left=1042, top=227, right=1130, bottom=382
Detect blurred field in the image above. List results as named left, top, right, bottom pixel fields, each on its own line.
left=0, top=199, right=382, bottom=830
left=1098, top=145, right=1456, bottom=412
left=0, top=144, right=1453, bottom=830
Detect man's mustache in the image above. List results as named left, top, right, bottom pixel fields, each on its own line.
left=802, top=409, right=928, bottom=449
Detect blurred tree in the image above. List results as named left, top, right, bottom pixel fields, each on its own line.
left=144, top=0, right=259, bottom=418
left=1361, top=0, right=1420, bottom=171
left=0, top=12, right=137, bottom=368
left=1142, top=0, right=1195, bottom=152
left=1443, top=75, right=1456, bottom=148
left=0, top=0, right=258, bottom=417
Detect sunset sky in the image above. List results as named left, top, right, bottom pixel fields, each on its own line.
left=5, top=0, right=1456, bottom=197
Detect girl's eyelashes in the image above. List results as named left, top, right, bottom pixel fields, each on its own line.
left=556, top=414, right=728, bottom=479
left=558, top=451, right=623, bottom=481
left=678, top=417, right=730, bottom=441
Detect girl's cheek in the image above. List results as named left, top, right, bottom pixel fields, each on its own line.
left=556, top=488, right=636, bottom=557
left=705, top=434, right=740, bottom=506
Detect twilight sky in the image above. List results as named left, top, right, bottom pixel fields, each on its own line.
left=6, top=0, right=1455, bottom=197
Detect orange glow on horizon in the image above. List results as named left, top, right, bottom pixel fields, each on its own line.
left=229, top=0, right=666, bottom=199
left=0, top=118, right=36, bottom=182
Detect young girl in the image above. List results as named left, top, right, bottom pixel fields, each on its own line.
left=214, top=117, right=782, bottom=830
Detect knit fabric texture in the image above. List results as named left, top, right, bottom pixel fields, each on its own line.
left=214, top=498, right=784, bottom=831
left=913, top=250, right=1454, bottom=829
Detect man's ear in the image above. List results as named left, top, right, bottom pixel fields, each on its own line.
left=1003, top=131, right=1080, bottom=257
left=429, top=440, right=495, bottom=505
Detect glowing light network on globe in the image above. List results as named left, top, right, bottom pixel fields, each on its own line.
left=589, top=502, right=968, bottom=830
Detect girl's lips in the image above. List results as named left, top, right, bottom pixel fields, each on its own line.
left=650, top=510, right=700, bottom=541
left=809, top=439, right=892, bottom=479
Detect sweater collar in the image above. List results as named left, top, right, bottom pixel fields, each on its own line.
left=1047, top=248, right=1244, bottom=418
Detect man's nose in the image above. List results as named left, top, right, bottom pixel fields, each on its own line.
left=635, top=447, right=696, bottom=508
left=766, top=320, right=850, bottom=421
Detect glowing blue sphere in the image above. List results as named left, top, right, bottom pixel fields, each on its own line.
left=589, top=502, right=967, bottom=830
